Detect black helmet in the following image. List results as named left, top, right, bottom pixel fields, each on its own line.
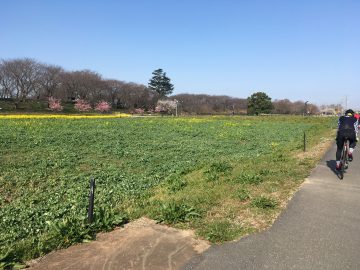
left=345, top=109, right=354, bottom=116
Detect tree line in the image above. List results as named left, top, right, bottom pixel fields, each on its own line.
left=273, top=99, right=319, bottom=115
left=171, top=94, right=248, bottom=114
left=0, top=58, right=319, bottom=114
left=246, top=92, right=319, bottom=115
left=0, top=58, right=158, bottom=110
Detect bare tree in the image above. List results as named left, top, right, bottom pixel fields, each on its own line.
left=60, top=70, right=108, bottom=103
left=307, top=104, right=319, bottom=114
left=0, top=58, right=161, bottom=111
left=106, top=80, right=158, bottom=110
left=273, top=99, right=293, bottom=114
left=0, top=60, right=13, bottom=99
left=171, top=94, right=247, bottom=114
left=0, top=58, right=44, bottom=107
left=105, top=79, right=124, bottom=106
left=38, top=64, right=64, bottom=99
left=272, top=99, right=320, bottom=115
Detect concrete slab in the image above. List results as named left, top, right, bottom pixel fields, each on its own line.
left=28, top=218, right=210, bottom=270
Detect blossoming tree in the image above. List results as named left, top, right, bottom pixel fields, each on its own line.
left=74, top=99, right=92, bottom=112
left=95, top=101, right=111, bottom=113
left=48, top=97, right=63, bottom=112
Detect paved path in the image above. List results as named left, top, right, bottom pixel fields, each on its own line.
left=184, top=145, right=360, bottom=270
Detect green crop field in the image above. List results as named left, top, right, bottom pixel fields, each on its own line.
left=0, top=115, right=336, bottom=268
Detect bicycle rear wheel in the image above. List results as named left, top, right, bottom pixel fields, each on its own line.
left=339, top=140, right=349, bottom=179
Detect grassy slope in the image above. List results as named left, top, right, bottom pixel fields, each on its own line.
left=0, top=116, right=336, bottom=266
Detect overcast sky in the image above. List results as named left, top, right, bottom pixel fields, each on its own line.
left=1, top=0, right=359, bottom=109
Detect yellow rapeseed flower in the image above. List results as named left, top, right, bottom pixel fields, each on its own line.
left=0, top=113, right=131, bottom=119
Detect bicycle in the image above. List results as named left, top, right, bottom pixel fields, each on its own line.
left=339, top=138, right=350, bottom=180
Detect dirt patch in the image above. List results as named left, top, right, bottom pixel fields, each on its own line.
left=28, top=217, right=210, bottom=270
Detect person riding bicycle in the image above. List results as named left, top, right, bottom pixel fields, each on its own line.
left=336, top=109, right=359, bottom=170
left=355, top=111, right=360, bottom=120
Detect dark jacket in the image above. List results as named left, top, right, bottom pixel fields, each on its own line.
left=338, top=115, right=358, bottom=134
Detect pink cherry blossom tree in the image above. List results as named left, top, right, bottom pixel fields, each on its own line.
left=74, top=99, right=92, bottom=112
left=95, top=101, right=111, bottom=113
left=134, top=108, right=145, bottom=115
left=48, top=97, right=63, bottom=111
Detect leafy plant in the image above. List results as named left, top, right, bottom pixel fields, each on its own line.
left=198, top=220, right=242, bottom=243
left=234, top=188, right=250, bottom=201
left=0, top=115, right=335, bottom=264
left=92, top=207, right=128, bottom=231
left=166, top=175, right=187, bottom=193
left=251, top=196, right=278, bottom=209
left=154, top=201, right=200, bottom=224
left=45, top=216, right=93, bottom=248
left=0, top=251, right=26, bottom=270
left=204, top=161, right=232, bottom=181
left=273, top=153, right=288, bottom=162
left=209, top=161, right=233, bottom=174
left=235, top=173, right=263, bottom=185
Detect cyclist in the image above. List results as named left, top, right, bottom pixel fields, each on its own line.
left=355, top=111, right=360, bottom=121
left=336, top=109, right=359, bottom=170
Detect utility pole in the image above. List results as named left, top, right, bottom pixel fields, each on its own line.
left=304, top=101, right=309, bottom=116
left=174, top=99, right=178, bottom=117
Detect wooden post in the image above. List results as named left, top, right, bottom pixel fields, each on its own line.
left=88, top=177, right=95, bottom=223
left=303, top=132, right=306, bottom=152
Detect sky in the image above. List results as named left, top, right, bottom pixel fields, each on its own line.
left=1, top=0, right=359, bottom=109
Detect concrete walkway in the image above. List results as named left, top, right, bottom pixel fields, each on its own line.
left=184, top=145, right=360, bottom=270
left=29, top=218, right=209, bottom=270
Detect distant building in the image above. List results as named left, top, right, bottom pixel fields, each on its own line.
left=320, top=108, right=336, bottom=115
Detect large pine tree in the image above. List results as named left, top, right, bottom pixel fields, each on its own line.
left=148, top=69, right=174, bottom=97
left=247, top=92, right=273, bottom=115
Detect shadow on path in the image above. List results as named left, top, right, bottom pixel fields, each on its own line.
left=326, top=160, right=339, bottom=177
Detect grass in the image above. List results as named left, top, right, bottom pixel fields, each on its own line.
left=251, top=196, right=278, bottom=209
left=0, top=115, right=337, bottom=267
left=198, top=220, right=244, bottom=242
